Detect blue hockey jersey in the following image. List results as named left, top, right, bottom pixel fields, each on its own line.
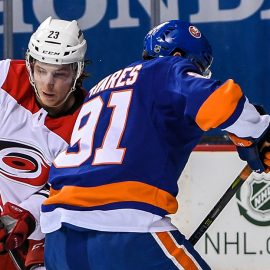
left=40, top=56, right=269, bottom=233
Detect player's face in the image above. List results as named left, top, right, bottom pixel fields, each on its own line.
left=33, top=61, right=75, bottom=108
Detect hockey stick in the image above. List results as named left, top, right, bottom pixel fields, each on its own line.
left=8, top=249, right=26, bottom=270
left=0, top=221, right=26, bottom=270
left=189, top=164, right=252, bottom=246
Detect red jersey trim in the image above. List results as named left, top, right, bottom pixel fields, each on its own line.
left=1, top=60, right=84, bottom=143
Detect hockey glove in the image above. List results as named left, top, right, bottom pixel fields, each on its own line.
left=228, top=127, right=270, bottom=173
left=0, top=202, right=36, bottom=251
left=25, top=239, right=45, bottom=270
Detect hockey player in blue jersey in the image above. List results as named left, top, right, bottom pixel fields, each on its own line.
left=41, top=20, right=270, bottom=269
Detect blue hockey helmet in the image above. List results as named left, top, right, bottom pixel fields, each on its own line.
left=143, top=20, right=213, bottom=77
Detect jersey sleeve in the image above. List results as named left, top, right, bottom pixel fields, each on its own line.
left=223, top=99, right=270, bottom=139
left=162, top=59, right=246, bottom=131
left=172, top=61, right=270, bottom=138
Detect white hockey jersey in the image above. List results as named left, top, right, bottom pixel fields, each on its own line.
left=0, top=59, right=83, bottom=240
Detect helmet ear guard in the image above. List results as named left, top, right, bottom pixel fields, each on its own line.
left=143, top=20, right=213, bottom=77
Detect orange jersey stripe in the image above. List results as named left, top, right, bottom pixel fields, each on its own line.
left=196, top=79, right=243, bottom=131
left=44, top=181, right=178, bottom=214
left=156, top=232, right=200, bottom=270
left=227, top=132, right=253, bottom=147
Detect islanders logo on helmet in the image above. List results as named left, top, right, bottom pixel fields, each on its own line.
left=189, top=26, right=201, bottom=39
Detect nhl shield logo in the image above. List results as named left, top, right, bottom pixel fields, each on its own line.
left=249, top=179, right=270, bottom=214
left=236, top=175, right=270, bottom=226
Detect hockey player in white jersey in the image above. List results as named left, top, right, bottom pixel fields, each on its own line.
left=0, top=17, right=87, bottom=269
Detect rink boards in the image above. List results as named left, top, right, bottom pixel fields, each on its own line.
left=171, top=145, right=270, bottom=270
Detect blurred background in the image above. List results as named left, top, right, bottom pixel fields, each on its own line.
left=1, top=0, right=270, bottom=140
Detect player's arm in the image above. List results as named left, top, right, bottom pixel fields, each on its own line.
left=183, top=74, right=270, bottom=173
left=178, top=66, right=270, bottom=173
left=224, top=102, right=270, bottom=173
